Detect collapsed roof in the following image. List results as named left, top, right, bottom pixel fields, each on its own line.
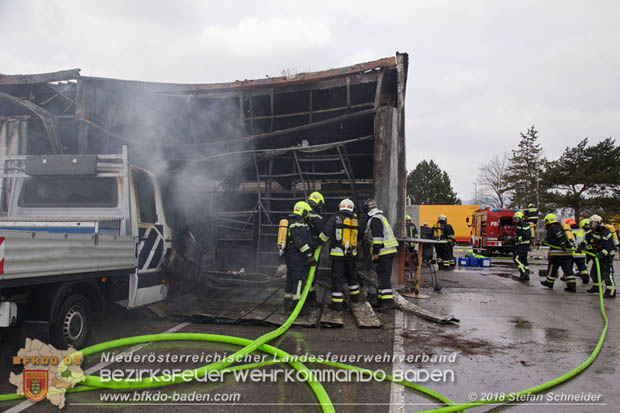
left=0, top=53, right=408, bottom=272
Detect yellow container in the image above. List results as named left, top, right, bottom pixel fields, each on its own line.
left=277, top=219, right=288, bottom=256
left=413, top=205, right=480, bottom=243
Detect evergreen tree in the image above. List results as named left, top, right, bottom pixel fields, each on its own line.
left=407, top=160, right=461, bottom=205
left=505, top=125, right=545, bottom=209
left=543, top=138, right=620, bottom=221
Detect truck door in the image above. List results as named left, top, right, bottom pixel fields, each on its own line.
left=132, top=169, right=168, bottom=273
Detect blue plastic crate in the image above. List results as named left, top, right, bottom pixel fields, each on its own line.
left=469, top=257, right=481, bottom=267
left=458, top=257, right=469, bottom=266
left=480, top=257, right=491, bottom=267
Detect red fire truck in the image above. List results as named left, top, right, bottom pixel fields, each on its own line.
left=468, top=208, right=517, bottom=255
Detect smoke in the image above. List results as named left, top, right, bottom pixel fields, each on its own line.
left=93, top=83, right=256, bottom=270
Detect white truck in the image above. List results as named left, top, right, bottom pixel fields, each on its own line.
left=0, top=146, right=172, bottom=348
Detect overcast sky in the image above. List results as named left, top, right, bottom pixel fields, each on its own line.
left=1, top=0, right=619, bottom=201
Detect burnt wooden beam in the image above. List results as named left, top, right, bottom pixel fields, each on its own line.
left=45, top=84, right=76, bottom=105
left=79, top=57, right=393, bottom=94
left=243, top=102, right=372, bottom=122
left=234, top=107, right=376, bottom=147
left=0, top=69, right=80, bottom=85
left=0, top=91, right=62, bottom=153
left=79, top=118, right=131, bottom=143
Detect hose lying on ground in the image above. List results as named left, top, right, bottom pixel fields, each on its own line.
left=0, top=245, right=610, bottom=413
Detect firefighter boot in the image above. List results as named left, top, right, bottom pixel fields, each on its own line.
left=603, top=286, right=616, bottom=299
left=298, top=303, right=311, bottom=316
left=564, top=283, right=577, bottom=293
left=519, top=271, right=530, bottom=282
left=284, top=298, right=294, bottom=312
left=376, top=300, right=395, bottom=313
left=328, top=302, right=343, bottom=312
left=307, top=290, right=319, bottom=308
left=540, top=280, right=554, bottom=289
left=581, top=273, right=589, bottom=284
left=587, top=285, right=600, bottom=294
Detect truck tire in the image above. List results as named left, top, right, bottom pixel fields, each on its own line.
left=50, top=294, right=91, bottom=349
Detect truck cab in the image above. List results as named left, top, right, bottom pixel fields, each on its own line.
left=0, top=147, right=172, bottom=348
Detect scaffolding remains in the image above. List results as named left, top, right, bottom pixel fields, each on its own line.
left=0, top=53, right=409, bottom=275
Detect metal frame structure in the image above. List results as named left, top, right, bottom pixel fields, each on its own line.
left=0, top=54, right=409, bottom=275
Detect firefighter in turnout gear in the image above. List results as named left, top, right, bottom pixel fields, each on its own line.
left=586, top=215, right=616, bottom=298
left=405, top=214, right=418, bottom=260
left=524, top=203, right=538, bottom=242
left=524, top=203, right=538, bottom=225
left=541, top=213, right=577, bottom=292
left=513, top=211, right=531, bottom=281
left=283, top=201, right=316, bottom=314
left=433, top=214, right=455, bottom=269
left=565, top=218, right=589, bottom=283
left=306, top=191, right=325, bottom=306
left=579, top=219, right=595, bottom=283
left=364, top=199, right=398, bottom=312
left=319, top=198, right=360, bottom=311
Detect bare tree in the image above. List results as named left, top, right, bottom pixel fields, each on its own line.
left=476, top=153, right=510, bottom=208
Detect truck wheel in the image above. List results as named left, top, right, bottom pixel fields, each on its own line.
left=51, top=295, right=91, bottom=349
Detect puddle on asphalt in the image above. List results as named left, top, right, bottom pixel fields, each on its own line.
left=400, top=329, right=494, bottom=356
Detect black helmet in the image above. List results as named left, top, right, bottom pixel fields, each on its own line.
left=363, top=198, right=377, bottom=213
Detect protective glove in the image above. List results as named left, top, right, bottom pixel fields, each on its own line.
left=307, top=254, right=317, bottom=266
left=372, top=254, right=379, bottom=263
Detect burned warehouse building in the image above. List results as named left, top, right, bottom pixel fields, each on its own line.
left=0, top=54, right=409, bottom=277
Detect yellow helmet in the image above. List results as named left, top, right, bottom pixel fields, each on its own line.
left=544, top=213, right=557, bottom=225
left=405, top=214, right=412, bottom=221
left=579, top=218, right=590, bottom=229
left=513, top=211, right=524, bottom=221
left=307, top=192, right=325, bottom=209
left=293, top=201, right=312, bottom=218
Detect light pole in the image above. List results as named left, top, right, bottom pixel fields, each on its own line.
left=473, top=182, right=478, bottom=204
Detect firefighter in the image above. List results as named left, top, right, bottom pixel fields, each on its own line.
left=283, top=201, right=317, bottom=314
left=586, top=215, right=616, bottom=298
left=579, top=218, right=594, bottom=283
left=306, top=191, right=325, bottom=306
left=512, top=211, right=531, bottom=281
left=405, top=214, right=418, bottom=263
left=433, top=214, right=455, bottom=269
left=524, top=203, right=538, bottom=226
left=319, top=198, right=360, bottom=311
left=566, top=218, right=589, bottom=283
left=541, top=214, right=576, bottom=292
left=364, top=198, right=398, bottom=311
left=524, top=203, right=538, bottom=242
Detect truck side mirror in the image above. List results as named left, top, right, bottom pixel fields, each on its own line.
left=465, top=217, right=469, bottom=223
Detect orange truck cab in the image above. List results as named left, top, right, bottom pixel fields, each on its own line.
left=468, top=208, right=517, bottom=255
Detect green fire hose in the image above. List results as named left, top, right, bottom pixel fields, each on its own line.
left=0, top=244, right=610, bottom=413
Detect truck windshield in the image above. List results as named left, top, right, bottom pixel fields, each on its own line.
left=18, top=176, right=118, bottom=208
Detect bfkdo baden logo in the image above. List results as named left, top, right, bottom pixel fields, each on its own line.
left=9, top=338, right=85, bottom=409
left=23, top=370, right=49, bottom=401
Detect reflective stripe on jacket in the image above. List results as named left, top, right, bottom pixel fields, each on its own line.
left=366, top=212, right=398, bottom=256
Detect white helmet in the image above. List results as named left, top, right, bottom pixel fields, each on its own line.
left=438, top=214, right=447, bottom=221
left=590, top=214, right=603, bottom=227
left=339, top=198, right=354, bottom=213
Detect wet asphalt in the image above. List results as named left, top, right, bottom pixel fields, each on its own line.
left=1, top=249, right=619, bottom=413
